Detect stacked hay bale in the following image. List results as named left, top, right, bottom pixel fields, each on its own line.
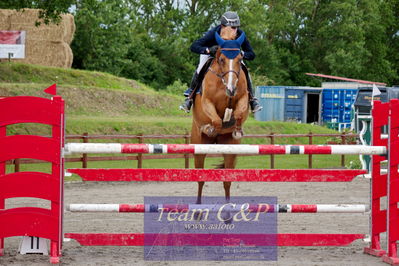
left=0, top=9, right=75, bottom=68
left=0, top=9, right=11, bottom=29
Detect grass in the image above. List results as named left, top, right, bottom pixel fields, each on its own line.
left=1, top=62, right=361, bottom=181
left=0, top=62, right=340, bottom=135
left=0, top=62, right=147, bottom=91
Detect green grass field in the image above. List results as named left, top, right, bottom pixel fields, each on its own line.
left=1, top=62, right=361, bottom=181
left=1, top=62, right=342, bottom=136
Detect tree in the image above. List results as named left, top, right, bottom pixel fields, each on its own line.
left=71, top=0, right=133, bottom=76
left=0, top=0, right=76, bottom=24
left=3, top=0, right=398, bottom=87
left=381, top=0, right=399, bottom=85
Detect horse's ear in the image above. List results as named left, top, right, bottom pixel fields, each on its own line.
left=236, top=31, right=246, bottom=46
left=215, top=32, right=225, bottom=46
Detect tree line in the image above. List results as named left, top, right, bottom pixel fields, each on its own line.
left=1, top=0, right=398, bottom=90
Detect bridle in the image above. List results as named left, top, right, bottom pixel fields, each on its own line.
left=208, top=48, right=242, bottom=88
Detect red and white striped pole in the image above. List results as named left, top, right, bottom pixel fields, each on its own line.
left=64, top=143, right=386, bottom=155
left=66, top=203, right=370, bottom=213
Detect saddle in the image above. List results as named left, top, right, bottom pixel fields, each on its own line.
left=191, top=58, right=214, bottom=96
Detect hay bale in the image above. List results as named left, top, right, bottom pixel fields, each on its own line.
left=3, top=8, right=75, bottom=68
left=62, top=13, right=75, bottom=44
left=20, top=40, right=71, bottom=68
left=9, top=9, right=67, bottom=42
left=64, top=42, right=73, bottom=67
left=0, top=9, right=12, bottom=30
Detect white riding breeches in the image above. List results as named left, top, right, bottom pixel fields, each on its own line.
left=196, top=54, right=210, bottom=74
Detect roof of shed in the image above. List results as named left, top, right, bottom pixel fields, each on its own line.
left=306, top=73, right=386, bottom=86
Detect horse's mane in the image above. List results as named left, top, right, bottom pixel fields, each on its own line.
left=220, top=26, right=236, bottom=40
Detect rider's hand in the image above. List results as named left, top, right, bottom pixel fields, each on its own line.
left=209, top=45, right=218, bottom=56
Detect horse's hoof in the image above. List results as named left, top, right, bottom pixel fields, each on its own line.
left=232, top=129, right=243, bottom=140
left=201, top=124, right=217, bottom=137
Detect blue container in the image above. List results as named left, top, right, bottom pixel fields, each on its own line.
left=322, top=89, right=357, bottom=125
left=255, top=86, right=285, bottom=121
left=284, top=88, right=305, bottom=122
left=255, top=86, right=322, bottom=123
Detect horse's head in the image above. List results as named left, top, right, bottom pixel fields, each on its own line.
left=214, top=31, right=246, bottom=97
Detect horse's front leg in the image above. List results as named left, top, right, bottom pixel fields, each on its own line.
left=232, top=95, right=249, bottom=139
left=201, top=98, right=222, bottom=137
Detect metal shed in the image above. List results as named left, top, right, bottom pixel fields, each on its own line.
left=255, top=86, right=322, bottom=123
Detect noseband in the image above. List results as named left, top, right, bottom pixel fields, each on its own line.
left=208, top=48, right=242, bottom=88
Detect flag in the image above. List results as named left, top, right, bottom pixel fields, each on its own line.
left=372, top=84, right=381, bottom=97
left=371, top=83, right=381, bottom=106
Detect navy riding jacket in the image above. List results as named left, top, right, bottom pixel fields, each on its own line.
left=190, top=25, right=255, bottom=61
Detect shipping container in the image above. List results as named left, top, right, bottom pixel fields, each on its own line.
left=284, top=88, right=304, bottom=122
left=255, top=86, right=321, bottom=123
left=254, top=86, right=285, bottom=121
left=284, top=88, right=321, bottom=123
left=321, top=88, right=358, bottom=130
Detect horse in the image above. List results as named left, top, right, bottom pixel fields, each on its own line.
left=191, top=27, right=249, bottom=208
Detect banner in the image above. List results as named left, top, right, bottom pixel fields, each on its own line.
left=0, top=31, right=26, bottom=59
left=144, top=196, right=277, bottom=261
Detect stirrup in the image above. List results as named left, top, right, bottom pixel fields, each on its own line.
left=250, top=98, right=262, bottom=113
left=251, top=105, right=263, bottom=113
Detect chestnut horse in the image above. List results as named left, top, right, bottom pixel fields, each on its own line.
left=191, top=27, right=249, bottom=206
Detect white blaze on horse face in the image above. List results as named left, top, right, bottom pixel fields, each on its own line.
left=227, top=59, right=234, bottom=94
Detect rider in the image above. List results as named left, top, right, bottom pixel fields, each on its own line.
left=180, top=11, right=262, bottom=113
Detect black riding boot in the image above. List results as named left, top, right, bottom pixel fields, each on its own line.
left=248, top=87, right=262, bottom=113
left=242, top=65, right=262, bottom=113
left=180, top=72, right=200, bottom=113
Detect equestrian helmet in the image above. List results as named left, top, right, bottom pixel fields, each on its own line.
left=220, top=11, right=240, bottom=27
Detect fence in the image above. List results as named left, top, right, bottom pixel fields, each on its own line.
left=7, top=132, right=358, bottom=172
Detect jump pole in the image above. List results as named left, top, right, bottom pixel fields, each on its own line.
left=64, top=233, right=365, bottom=247
left=64, top=143, right=386, bottom=155
left=67, top=168, right=367, bottom=182
left=66, top=203, right=370, bottom=213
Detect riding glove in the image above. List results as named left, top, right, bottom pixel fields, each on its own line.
left=209, top=45, right=219, bottom=56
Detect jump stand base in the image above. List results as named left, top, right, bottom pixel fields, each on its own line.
left=364, top=247, right=386, bottom=257
left=382, top=255, right=399, bottom=265
left=50, top=256, right=60, bottom=264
